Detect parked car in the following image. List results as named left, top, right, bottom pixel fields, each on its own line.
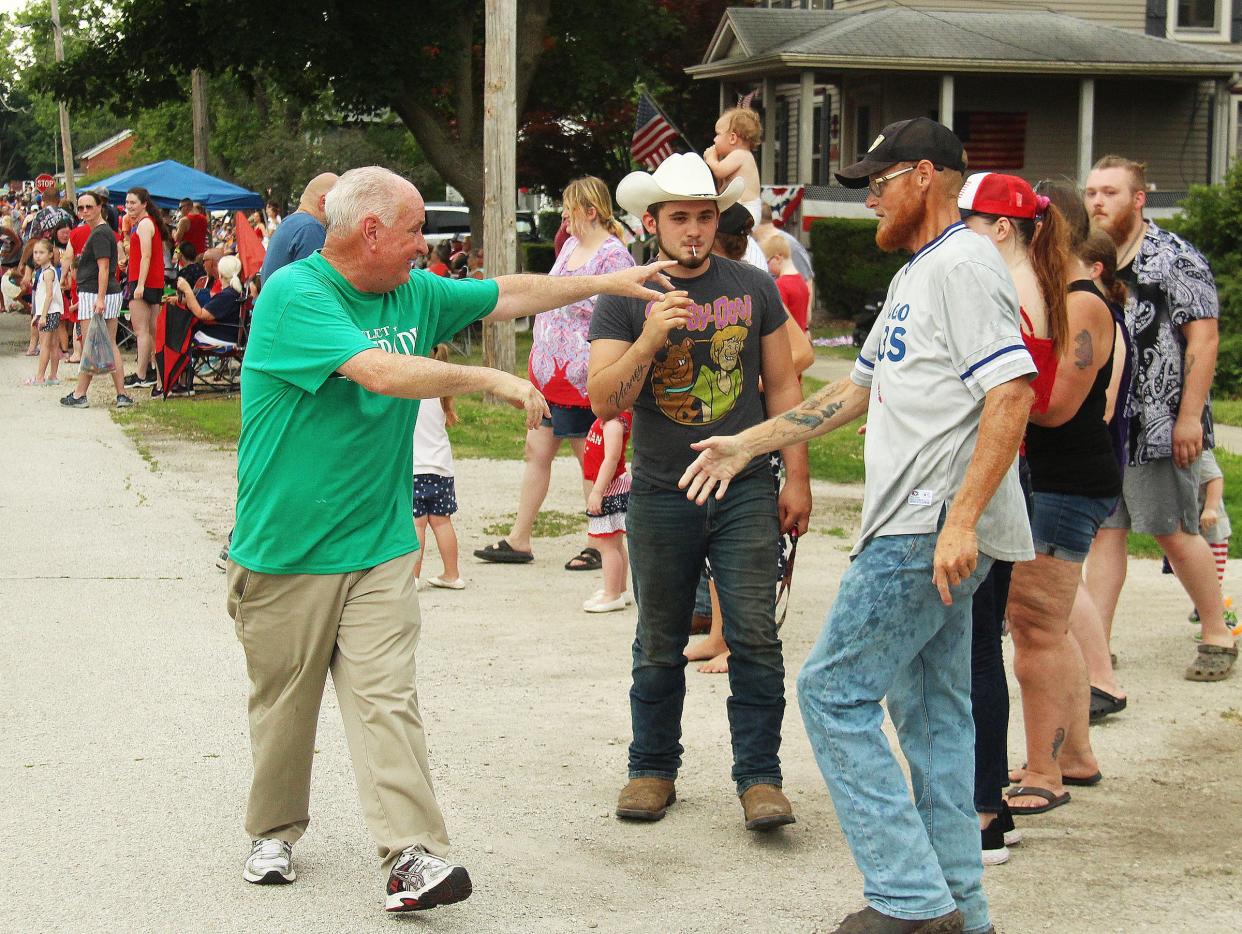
left=422, top=201, right=543, bottom=246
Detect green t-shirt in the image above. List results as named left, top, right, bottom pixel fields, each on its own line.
left=230, top=252, right=498, bottom=574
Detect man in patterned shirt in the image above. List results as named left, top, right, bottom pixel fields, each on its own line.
left=1084, top=155, right=1236, bottom=682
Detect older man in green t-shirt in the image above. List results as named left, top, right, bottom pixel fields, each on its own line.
left=226, top=166, right=671, bottom=912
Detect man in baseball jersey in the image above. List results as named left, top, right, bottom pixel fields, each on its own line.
left=679, top=118, right=1035, bottom=934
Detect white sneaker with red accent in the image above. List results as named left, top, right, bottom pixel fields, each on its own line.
left=384, top=846, right=472, bottom=912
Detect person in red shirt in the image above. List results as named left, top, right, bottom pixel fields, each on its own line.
left=174, top=198, right=210, bottom=256
left=581, top=410, right=633, bottom=613
left=762, top=234, right=810, bottom=332
left=426, top=242, right=451, bottom=277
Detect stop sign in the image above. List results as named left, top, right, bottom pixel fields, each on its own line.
left=34, top=174, right=54, bottom=193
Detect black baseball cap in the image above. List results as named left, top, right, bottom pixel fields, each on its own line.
left=835, top=117, right=966, bottom=189
left=716, top=203, right=754, bottom=237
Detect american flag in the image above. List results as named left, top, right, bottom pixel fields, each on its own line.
left=631, top=93, right=683, bottom=170
left=959, top=112, right=1027, bottom=170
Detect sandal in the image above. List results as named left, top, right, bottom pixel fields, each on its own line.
left=1184, top=643, right=1237, bottom=682
left=1006, top=786, right=1071, bottom=816
left=565, top=547, right=601, bottom=571
left=472, top=539, right=534, bottom=564
left=1088, top=686, right=1127, bottom=722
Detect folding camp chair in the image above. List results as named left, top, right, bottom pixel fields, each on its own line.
left=186, top=293, right=253, bottom=395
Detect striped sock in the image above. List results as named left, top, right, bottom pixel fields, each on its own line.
left=1212, top=541, right=1228, bottom=583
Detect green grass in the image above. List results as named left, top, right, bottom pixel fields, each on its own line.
left=483, top=510, right=584, bottom=539
left=112, top=396, right=242, bottom=446
left=1212, top=398, right=1242, bottom=427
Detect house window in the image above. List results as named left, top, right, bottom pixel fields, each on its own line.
left=955, top=112, right=1028, bottom=170
left=1177, top=0, right=1219, bottom=29
left=1169, top=0, right=1230, bottom=40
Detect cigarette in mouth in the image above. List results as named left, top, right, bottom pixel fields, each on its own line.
left=690, top=245, right=697, bottom=258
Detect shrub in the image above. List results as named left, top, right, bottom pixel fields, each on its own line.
left=808, top=218, right=906, bottom=320
left=1167, top=162, right=1242, bottom=337
left=1212, top=333, right=1242, bottom=399
left=522, top=241, right=557, bottom=273
left=537, top=210, right=562, bottom=241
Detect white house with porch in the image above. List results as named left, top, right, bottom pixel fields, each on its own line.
left=689, top=2, right=1242, bottom=224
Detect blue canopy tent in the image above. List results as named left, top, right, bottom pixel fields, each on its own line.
left=92, top=160, right=263, bottom=211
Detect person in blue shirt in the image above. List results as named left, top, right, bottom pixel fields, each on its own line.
left=259, top=172, right=338, bottom=284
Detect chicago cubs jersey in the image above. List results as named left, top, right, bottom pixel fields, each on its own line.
left=850, top=222, right=1036, bottom=563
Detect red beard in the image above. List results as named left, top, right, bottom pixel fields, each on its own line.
left=876, top=190, right=926, bottom=253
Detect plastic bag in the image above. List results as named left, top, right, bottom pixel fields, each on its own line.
left=80, top=314, right=115, bottom=375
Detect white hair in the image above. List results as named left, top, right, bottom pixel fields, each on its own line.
left=323, top=166, right=408, bottom=233
left=218, top=254, right=242, bottom=292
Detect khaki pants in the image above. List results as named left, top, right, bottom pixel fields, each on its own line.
left=226, top=550, right=448, bottom=871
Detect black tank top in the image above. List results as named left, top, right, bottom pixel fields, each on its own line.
left=1024, top=280, right=1122, bottom=498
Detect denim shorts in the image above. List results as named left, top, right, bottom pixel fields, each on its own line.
left=1030, top=491, right=1118, bottom=563
left=540, top=402, right=595, bottom=439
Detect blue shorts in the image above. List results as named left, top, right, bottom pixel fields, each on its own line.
left=1030, top=491, right=1118, bottom=563
left=412, top=473, right=457, bottom=518
left=540, top=402, right=595, bottom=439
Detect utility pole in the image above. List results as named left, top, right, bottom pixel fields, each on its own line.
left=482, top=0, right=516, bottom=395
left=191, top=68, right=209, bottom=171
left=50, top=0, right=75, bottom=202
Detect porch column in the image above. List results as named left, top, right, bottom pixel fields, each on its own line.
left=1078, top=77, right=1095, bottom=184
left=799, top=69, right=814, bottom=184
left=1211, top=78, right=1230, bottom=184
left=939, top=74, right=954, bottom=129
left=719, top=83, right=727, bottom=115
left=762, top=76, right=775, bottom=183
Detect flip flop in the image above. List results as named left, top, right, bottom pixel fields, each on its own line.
left=1009, top=763, right=1102, bottom=787
left=1006, top=786, right=1071, bottom=816
left=1089, top=686, right=1127, bottom=722
left=1062, top=771, right=1103, bottom=787
left=565, top=547, right=601, bottom=571
left=473, top=539, right=534, bottom=564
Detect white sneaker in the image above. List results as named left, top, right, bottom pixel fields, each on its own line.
left=426, top=576, right=466, bottom=590
left=243, top=838, right=295, bottom=884
left=584, top=593, right=629, bottom=613
left=385, top=845, right=472, bottom=912
left=592, top=589, right=633, bottom=605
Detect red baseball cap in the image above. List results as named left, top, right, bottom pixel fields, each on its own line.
left=958, top=172, right=1045, bottom=220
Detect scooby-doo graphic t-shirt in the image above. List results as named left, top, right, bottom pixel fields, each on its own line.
left=231, top=251, right=498, bottom=574
left=590, top=254, right=786, bottom=490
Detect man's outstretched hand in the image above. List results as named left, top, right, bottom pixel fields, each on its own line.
left=678, top=435, right=752, bottom=504
left=603, top=260, right=677, bottom=301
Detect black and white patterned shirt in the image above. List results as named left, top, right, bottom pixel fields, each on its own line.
left=1118, top=221, right=1217, bottom=467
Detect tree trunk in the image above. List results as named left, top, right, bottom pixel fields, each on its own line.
left=191, top=68, right=209, bottom=172
left=50, top=0, right=75, bottom=202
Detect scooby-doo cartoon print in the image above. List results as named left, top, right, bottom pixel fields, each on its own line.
left=651, top=337, right=701, bottom=424
left=650, top=323, right=750, bottom=426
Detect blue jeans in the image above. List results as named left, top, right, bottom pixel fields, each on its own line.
left=626, top=471, right=784, bottom=793
left=797, top=531, right=994, bottom=933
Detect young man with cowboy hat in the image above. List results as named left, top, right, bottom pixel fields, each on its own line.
left=678, top=118, right=1037, bottom=933
left=587, top=152, right=811, bottom=831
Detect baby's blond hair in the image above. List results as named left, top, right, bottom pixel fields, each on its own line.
left=761, top=235, right=790, bottom=261
left=720, top=107, right=762, bottom=148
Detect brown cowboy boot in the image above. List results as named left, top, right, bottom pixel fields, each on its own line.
left=615, top=777, right=676, bottom=821
left=739, top=783, right=795, bottom=831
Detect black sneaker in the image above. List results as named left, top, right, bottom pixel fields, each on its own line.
left=115, top=394, right=135, bottom=409
left=123, top=372, right=141, bottom=388
left=216, top=546, right=229, bottom=572
left=134, top=370, right=157, bottom=388
left=384, top=846, right=471, bottom=912
left=60, top=391, right=89, bottom=408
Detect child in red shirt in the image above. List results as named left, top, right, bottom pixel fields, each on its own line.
left=581, top=410, right=633, bottom=613
left=763, top=235, right=810, bottom=332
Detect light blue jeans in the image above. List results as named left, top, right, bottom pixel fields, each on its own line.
left=797, top=531, right=994, bottom=933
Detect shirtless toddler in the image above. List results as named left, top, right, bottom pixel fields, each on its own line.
left=704, top=107, right=763, bottom=225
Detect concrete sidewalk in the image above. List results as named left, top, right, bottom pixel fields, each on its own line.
left=2, top=314, right=1240, bottom=932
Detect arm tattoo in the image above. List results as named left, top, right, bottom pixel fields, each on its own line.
left=779, top=398, right=845, bottom=431
left=1073, top=330, right=1092, bottom=370
left=1185, top=352, right=1195, bottom=378
left=608, top=362, right=646, bottom=410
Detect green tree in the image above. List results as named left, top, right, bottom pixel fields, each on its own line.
left=43, top=0, right=721, bottom=228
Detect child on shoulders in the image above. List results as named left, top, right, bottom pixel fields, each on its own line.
left=704, top=106, right=763, bottom=225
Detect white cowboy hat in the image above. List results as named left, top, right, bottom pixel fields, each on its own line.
left=616, top=153, right=745, bottom=219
